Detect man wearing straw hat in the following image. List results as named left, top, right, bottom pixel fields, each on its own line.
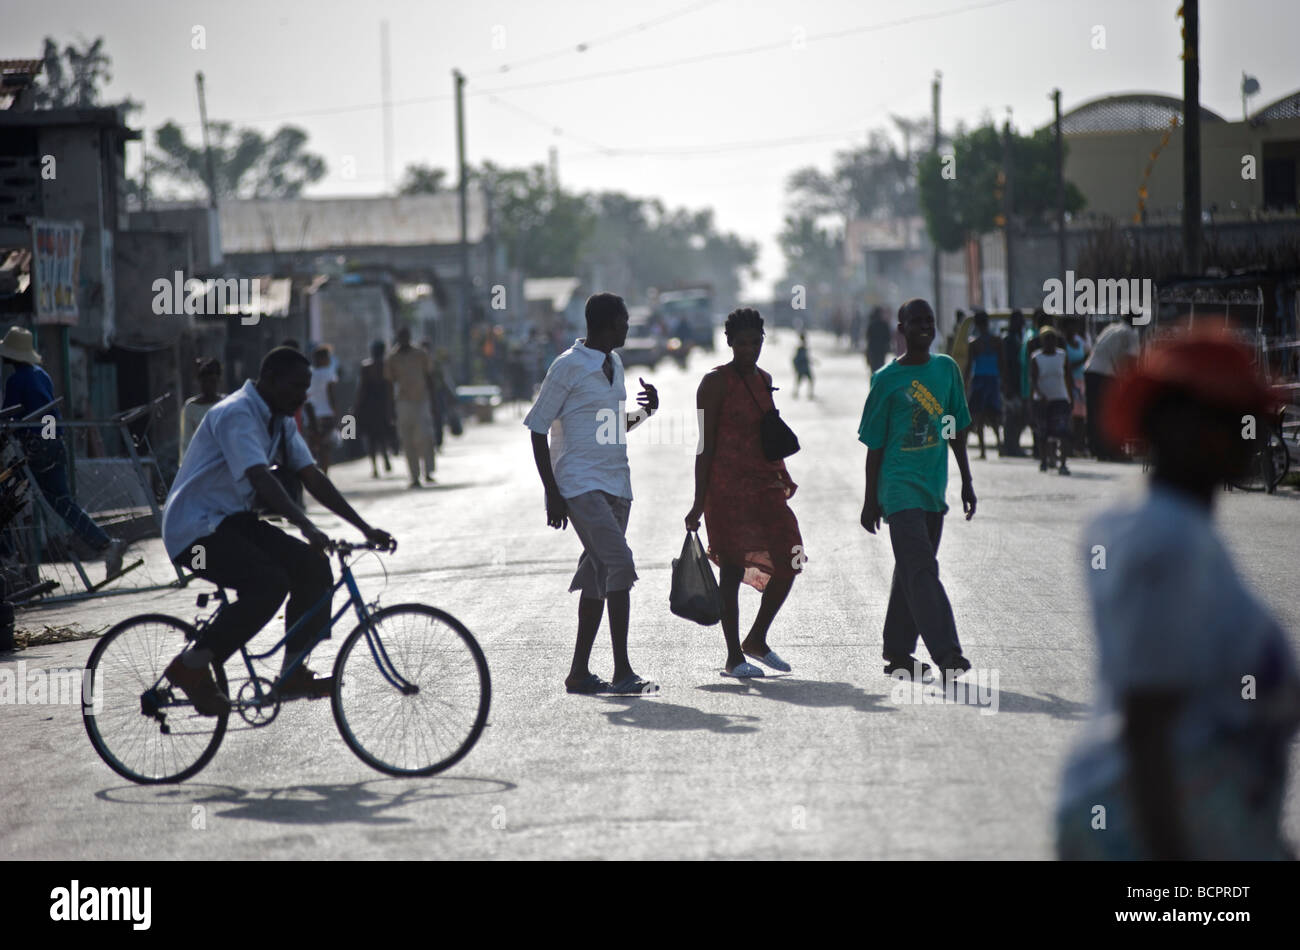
left=1, top=326, right=127, bottom=577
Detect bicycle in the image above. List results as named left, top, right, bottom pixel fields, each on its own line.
left=82, top=537, right=490, bottom=784
left=1228, top=404, right=1293, bottom=493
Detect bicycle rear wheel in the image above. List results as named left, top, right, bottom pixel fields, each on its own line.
left=332, top=604, right=490, bottom=777
left=83, top=614, right=228, bottom=784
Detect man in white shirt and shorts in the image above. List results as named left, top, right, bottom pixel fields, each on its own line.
left=525, top=293, right=660, bottom=696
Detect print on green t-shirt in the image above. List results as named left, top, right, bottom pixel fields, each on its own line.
left=857, top=354, right=971, bottom=519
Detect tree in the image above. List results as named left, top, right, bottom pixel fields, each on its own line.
left=148, top=121, right=327, bottom=200
left=477, top=162, right=595, bottom=277
left=918, top=123, right=1085, bottom=252
left=33, top=36, right=139, bottom=113
left=398, top=163, right=447, bottom=195
left=777, top=212, right=842, bottom=293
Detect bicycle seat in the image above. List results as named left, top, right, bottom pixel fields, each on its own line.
left=195, top=587, right=229, bottom=608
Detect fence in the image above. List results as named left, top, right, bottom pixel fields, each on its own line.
left=0, top=395, right=186, bottom=605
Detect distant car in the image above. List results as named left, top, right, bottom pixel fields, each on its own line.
left=620, top=317, right=664, bottom=370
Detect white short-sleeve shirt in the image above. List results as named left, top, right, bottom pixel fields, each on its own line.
left=162, top=380, right=315, bottom=559
left=1059, top=485, right=1298, bottom=808
left=523, top=340, right=632, bottom=500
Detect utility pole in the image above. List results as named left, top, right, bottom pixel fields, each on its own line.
left=454, top=69, right=471, bottom=381
left=380, top=21, right=395, bottom=191
left=195, top=72, right=218, bottom=208
left=1181, top=0, right=1202, bottom=274
left=1002, top=113, right=1015, bottom=310
left=1052, top=89, right=1065, bottom=286
left=548, top=145, right=558, bottom=190
left=931, top=71, right=942, bottom=321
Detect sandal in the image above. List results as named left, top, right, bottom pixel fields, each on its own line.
left=565, top=673, right=611, bottom=695
left=607, top=675, right=660, bottom=695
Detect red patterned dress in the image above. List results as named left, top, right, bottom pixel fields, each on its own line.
left=702, top=366, right=804, bottom=591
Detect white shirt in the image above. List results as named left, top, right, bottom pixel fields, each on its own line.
left=1083, top=321, right=1139, bottom=377
left=1031, top=350, right=1070, bottom=401
left=307, top=364, right=338, bottom=418
left=523, top=340, right=632, bottom=500
left=162, top=380, right=315, bottom=559
left=1059, top=485, right=1298, bottom=810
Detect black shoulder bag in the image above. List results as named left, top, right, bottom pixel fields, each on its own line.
left=735, top=367, right=800, bottom=461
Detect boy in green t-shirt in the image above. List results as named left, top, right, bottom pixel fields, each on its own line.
left=858, top=298, right=977, bottom=685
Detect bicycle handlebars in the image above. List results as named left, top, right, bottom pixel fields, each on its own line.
left=328, top=537, right=398, bottom=556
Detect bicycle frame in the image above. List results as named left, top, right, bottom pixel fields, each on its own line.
left=190, top=547, right=416, bottom=705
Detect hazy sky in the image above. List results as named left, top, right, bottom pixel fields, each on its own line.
left=9, top=0, right=1298, bottom=296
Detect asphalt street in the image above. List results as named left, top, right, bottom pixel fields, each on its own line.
left=3, top=328, right=1299, bottom=859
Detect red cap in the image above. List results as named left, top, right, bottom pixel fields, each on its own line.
left=1103, top=326, right=1280, bottom=445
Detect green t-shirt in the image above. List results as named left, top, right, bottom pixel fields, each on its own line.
left=857, top=354, right=971, bottom=519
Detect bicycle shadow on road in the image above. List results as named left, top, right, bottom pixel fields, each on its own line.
left=591, top=696, right=761, bottom=734
left=696, top=678, right=896, bottom=715
left=95, top=776, right=515, bottom=826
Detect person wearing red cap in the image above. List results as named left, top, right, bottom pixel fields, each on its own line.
left=1056, top=327, right=1300, bottom=860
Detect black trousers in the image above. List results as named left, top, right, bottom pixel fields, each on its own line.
left=1085, top=371, right=1117, bottom=460
left=179, top=513, right=332, bottom=664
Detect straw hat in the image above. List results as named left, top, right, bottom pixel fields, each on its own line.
left=0, top=327, right=42, bottom=365
left=1103, top=327, right=1278, bottom=445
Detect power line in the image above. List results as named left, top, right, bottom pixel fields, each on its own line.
left=470, top=0, right=1022, bottom=97
left=166, top=0, right=1017, bottom=128
left=482, top=95, right=617, bottom=154
left=471, top=0, right=724, bottom=78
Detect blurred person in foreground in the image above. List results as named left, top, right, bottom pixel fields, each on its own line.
left=1056, top=328, right=1300, bottom=860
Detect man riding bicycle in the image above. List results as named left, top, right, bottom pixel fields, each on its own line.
left=160, top=346, right=392, bottom=715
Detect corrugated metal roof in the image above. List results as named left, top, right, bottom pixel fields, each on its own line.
left=218, top=193, right=487, bottom=254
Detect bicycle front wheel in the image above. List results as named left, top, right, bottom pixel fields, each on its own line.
left=83, top=614, right=228, bottom=784
left=332, top=604, right=490, bottom=777
left=1229, top=432, right=1290, bottom=492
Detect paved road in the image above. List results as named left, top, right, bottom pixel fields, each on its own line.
left=4, top=329, right=1299, bottom=859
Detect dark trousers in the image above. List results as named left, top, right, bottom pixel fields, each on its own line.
left=1001, top=395, right=1027, bottom=455
left=882, top=508, right=961, bottom=663
left=31, top=457, right=110, bottom=551
left=1085, top=372, right=1116, bottom=459
left=180, top=513, right=332, bottom=664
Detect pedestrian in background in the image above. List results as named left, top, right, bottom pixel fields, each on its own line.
left=792, top=333, right=814, bottom=398
left=866, top=306, right=892, bottom=378
left=1031, top=327, right=1073, bottom=475
left=999, top=309, right=1027, bottom=457
left=354, top=340, right=394, bottom=479
left=306, top=344, right=338, bottom=473
left=859, top=299, right=976, bottom=685
left=385, top=327, right=437, bottom=488
left=1057, top=328, right=1299, bottom=860
left=685, top=307, right=803, bottom=678
left=963, top=310, right=1003, bottom=459
left=1062, top=317, right=1091, bottom=456
left=1084, top=315, right=1141, bottom=461
left=525, top=292, right=660, bottom=696
left=180, top=358, right=225, bottom=463
left=0, top=327, right=127, bottom=578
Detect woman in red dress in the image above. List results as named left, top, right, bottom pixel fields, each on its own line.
left=685, top=308, right=803, bottom=677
